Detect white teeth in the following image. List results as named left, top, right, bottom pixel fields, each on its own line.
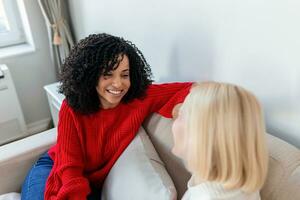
left=108, top=90, right=122, bottom=95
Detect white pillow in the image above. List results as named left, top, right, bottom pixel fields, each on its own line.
left=101, top=127, right=177, bottom=200
left=0, top=193, right=20, bottom=200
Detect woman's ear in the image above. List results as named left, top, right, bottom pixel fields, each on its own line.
left=172, top=103, right=182, bottom=119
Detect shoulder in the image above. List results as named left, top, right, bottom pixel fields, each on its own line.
left=60, top=100, right=74, bottom=114
left=187, top=181, right=261, bottom=200
left=59, top=99, right=83, bottom=120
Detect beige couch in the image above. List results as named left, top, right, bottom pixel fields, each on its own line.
left=0, top=114, right=299, bottom=199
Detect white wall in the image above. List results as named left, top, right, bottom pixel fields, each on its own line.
left=0, top=0, right=56, bottom=129
left=67, top=0, right=300, bottom=148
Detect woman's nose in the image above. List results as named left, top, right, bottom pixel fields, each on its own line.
left=112, top=76, right=122, bottom=87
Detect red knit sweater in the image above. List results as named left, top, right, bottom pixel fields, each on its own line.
left=45, top=82, right=192, bottom=200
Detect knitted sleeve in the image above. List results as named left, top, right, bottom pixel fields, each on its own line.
left=46, top=101, right=90, bottom=200
left=146, top=82, right=193, bottom=118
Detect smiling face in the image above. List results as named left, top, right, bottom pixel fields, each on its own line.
left=96, top=55, right=131, bottom=109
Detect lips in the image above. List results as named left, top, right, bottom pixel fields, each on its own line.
left=106, top=89, right=124, bottom=96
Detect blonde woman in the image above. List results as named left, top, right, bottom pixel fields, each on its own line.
left=172, top=82, right=269, bottom=200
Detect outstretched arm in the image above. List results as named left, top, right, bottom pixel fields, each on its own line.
left=146, top=82, right=193, bottom=118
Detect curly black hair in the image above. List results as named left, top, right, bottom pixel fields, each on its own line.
left=59, top=33, right=153, bottom=114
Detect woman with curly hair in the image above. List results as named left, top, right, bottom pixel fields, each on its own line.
left=21, top=33, right=193, bottom=200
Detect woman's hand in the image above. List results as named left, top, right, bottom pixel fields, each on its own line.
left=172, top=103, right=182, bottom=119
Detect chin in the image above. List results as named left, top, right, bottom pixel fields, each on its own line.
left=107, top=98, right=122, bottom=105
left=109, top=100, right=120, bottom=105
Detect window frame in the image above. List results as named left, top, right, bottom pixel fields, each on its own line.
left=0, top=0, right=26, bottom=48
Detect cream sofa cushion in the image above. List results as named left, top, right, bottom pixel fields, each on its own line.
left=143, top=114, right=191, bottom=199
left=101, top=127, right=176, bottom=200
left=0, top=193, right=20, bottom=200
left=260, top=134, right=300, bottom=200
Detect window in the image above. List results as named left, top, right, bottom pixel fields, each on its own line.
left=0, top=0, right=26, bottom=48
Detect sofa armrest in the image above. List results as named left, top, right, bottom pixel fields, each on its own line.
left=0, top=128, right=57, bottom=194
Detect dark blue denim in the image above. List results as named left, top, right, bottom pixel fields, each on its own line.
left=20, top=152, right=101, bottom=200
left=21, top=152, right=53, bottom=200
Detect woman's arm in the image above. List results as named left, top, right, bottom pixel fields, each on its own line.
left=171, top=83, right=197, bottom=119
left=146, top=82, right=193, bottom=118
left=45, top=101, right=90, bottom=200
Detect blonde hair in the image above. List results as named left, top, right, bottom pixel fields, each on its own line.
left=181, top=81, right=268, bottom=193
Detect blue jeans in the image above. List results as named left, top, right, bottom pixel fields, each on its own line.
left=21, top=152, right=53, bottom=200
left=21, top=152, right=101, bottom=200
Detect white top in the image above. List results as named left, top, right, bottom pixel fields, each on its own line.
left=182, top=177, right=261, bottom=200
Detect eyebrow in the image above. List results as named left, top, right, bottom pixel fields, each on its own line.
left=122, top=69, right=129, bottom=72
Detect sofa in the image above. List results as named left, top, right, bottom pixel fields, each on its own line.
left=0, top=113, right=299, bottom=200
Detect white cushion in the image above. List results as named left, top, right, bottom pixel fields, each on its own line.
left=0, top=193, right=20, bottom=200
left=101, top=127, right=177, bottom=200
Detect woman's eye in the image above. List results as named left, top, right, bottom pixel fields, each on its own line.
left=103, top=74, right=112, bottom=79
left=122, top=74, right=129, bottom=78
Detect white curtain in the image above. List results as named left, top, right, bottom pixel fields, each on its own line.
left=38, top=0, right=75, bottom=76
